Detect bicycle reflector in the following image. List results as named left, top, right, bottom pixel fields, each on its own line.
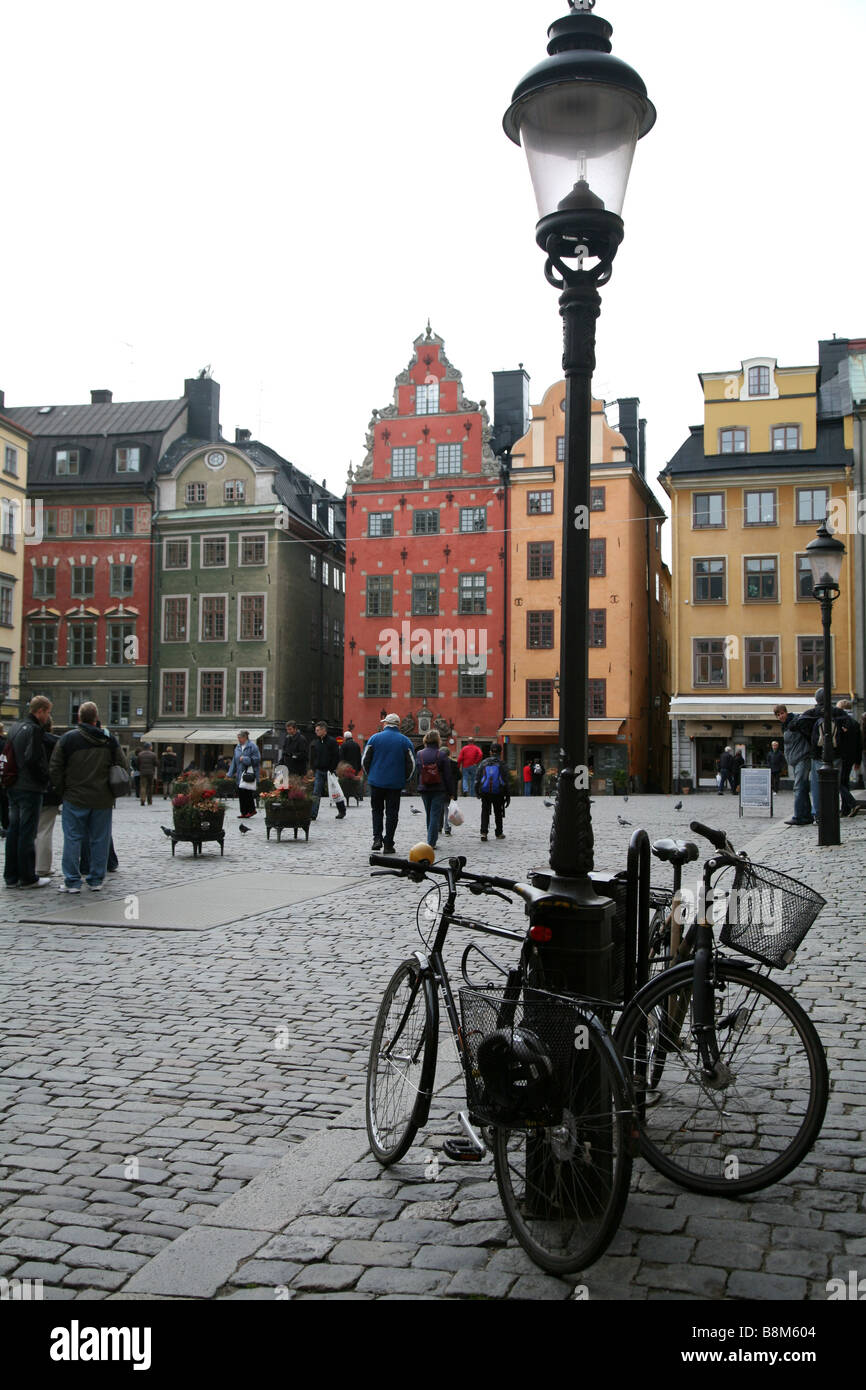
left=529, top=923, right=554, bottom=943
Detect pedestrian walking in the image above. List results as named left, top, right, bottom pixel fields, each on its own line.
left=415, top=730, right=455, bottom=850
left=35, top=720, right=61, bottom=877
left=129, top=751, right=140, bottom=800
left=228, top=731, right=261, bottom=819
left=834, top=699, right=863, bottom=817
left=522, top=761, right=533, bottom=797
left=475, top=743, right=511, bottom=841
left=0, top=724, right=9, bottom=839
left=340, top=731, right=363, bottom=774
left=457, top=740, right=483, bottom=797
left=531, top=757, right=545, bottom=796
left=137, top=742, right=158, bottom=805
left=767, top=740, right=786, bottom=794
left=309, top=721, right=346, bottom=819
left=718, top=746, right=736, bottom=795
left=775, top=705, right=813, bottom=826
left=362, top=713, right=415, bottom=854
left=160, top=746, right=179, bottom=798
left=49, top=701, right=127, bottom=892
left=3, top=695, right=54, bottom=889
left=281, top=721, right=309, bottom=776
left=732, top=749, right=746, bottom=793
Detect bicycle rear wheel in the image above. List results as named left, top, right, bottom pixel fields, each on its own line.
left=491, top=1020, right=634, bottom=1275
left=366, top=959, right=438, bottom=1165
left=615, top=959, right=828, bottom=1196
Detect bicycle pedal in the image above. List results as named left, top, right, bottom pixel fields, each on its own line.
left=442, top=1137, right=485, bottom=1163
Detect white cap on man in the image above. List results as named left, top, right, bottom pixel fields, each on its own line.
left=382, top=713, right=400, bottom=727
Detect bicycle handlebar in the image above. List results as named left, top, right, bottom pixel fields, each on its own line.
left=689, top=821, right=731, bottom=852
left=368, top=852, right=532, bottom=902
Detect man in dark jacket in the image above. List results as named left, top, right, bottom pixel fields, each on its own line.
left=718, top=746, right=736, bottom=795
left=831, top=700, right=862, bottom=817
left=775, top=705, right=813, bottom=825
left=474, top=743, right=511, bottom=841
left=137, top=743, right=158, bottom=806
left=309, top=721, right=345, bottom=819
left=4, top=694, right=53, bottom=889
left=340, top=732, right=362, bottom=774
left=160, top=747, right=179, bottom=798
left=50, top=701, right=127, bottom=892
left=281, top=721, right=309, bottom=776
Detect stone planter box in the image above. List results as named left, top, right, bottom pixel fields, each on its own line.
left=338, top=777, right=363, bottom=806
left=170, top=807, right=226, bottom=856
left=265, top=802, right=313, bottom=842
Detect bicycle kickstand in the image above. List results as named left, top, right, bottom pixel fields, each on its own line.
left=442, top=1111, right=487, bottom=1163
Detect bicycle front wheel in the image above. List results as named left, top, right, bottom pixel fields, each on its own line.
left=366, top=958, right=438, bottom=1165
left=492, top=1021, right=634, bottom=1275
left=615, top=959, right=828, bottom=1196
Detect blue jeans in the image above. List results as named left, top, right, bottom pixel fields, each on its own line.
left=461, top=766, right=477, bottom=797
left=5, top=788, right=43, bottom=886
left=792, top=759, right=812, bottom=823
left=523, top=783, right=532, bottom=796
left=62, top=804, right=112, bottom=887
left=313, top=769, right=329, bottom=798
left=419, top=790, right=446, bottom=849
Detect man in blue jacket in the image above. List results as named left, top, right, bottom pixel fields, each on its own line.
left=362, top=713, right=415, bottom=854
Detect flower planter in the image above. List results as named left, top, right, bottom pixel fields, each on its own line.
left=338, top=777, right=363, bottom=807
left=170, top=807, right=226, bottom=856
left=265, top=802, right=313, bottom=842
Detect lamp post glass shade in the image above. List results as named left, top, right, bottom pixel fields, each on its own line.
left=806, top=522, right=846, bottom=592
left=512, top=83, right=646, bottom=220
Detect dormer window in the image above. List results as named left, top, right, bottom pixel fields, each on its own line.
left=224, top=479, right=245, bottom=502
left=748, top=365, right=770, bottom=396
left=115, top=446, right=141, bottom=473
left=56, top=448, right=80, bottom=476
left=416, top=381, right=439, bottom=415
left=720, top=428, right=748, bottom=455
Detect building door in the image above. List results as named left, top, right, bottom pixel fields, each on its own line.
left=695, top=739, right=722, bottom=787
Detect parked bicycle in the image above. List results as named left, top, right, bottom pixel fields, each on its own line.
left=365, top=851, right=636, bottom=1275
left=614, top=820, right=829, bottom=1196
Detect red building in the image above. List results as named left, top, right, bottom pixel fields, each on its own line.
left=344, top=326, right=506, bottom=751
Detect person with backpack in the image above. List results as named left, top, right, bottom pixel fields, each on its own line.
left=362, top=713, right=416, bottom=854
left=3, top=694, right=54, bottom=889
left=834, top=699, right=863, bottom=817
left=809, top=689, right=857, bottom=817
left=415, top=730, right=455, bottom=850
left=474, top=743, right=511, bottom=841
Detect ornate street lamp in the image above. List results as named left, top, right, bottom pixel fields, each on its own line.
left=806, top=519, right=846, bottom=846
left=504, top=0, right=654, bottom=993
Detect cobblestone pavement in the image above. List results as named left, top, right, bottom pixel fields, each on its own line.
left=0, top=790, right=863, bottom=1300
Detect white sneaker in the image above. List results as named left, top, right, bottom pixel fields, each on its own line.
left=87, top=883, right=104, bottom=891
left=57, top=884, right=81, bottom=893
left=21, top=877, right=52, bottom=888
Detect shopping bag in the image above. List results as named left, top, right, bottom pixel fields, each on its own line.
left=272, top=764, right=290, bottom=789
left=447, top=799, right=464, bottom=827
left=327, top=771, right=346, bottom=806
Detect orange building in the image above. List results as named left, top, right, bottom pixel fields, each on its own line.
left=499, top=382, right=671, bottom=792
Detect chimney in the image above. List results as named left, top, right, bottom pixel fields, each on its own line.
left=491, top=365, right=531, bottom=456
left=639, top=417, right=647, bottom=479
left=0, top=389, right=5, bottom=410
left=235, top=428, right=252, bottom=444
left=184, top=374, right=221, bottom=441
left=818, top=337, right=849, bottom=387
left=617, top=397, right=640, bottom=471
left=91, top=389, right=113, bottom=404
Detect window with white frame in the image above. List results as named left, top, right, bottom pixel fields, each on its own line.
left=238, top=669, right=264, bottom=715
left=161, top=670, right=186, bottom=716
left=164, top=538, right=190, bottom=569
left=201, top=535, right=228, bottom=567
left=239, top=594, right=265, bottom=640
left=240, top=534, right=266, bottom=565
left=4, top=445, right=18, bottom=476
left=163, top=596, right=189, bottom=642
left=55, top=448, right=80, bottom=476
left=416, top=381, right=439, bottom=415
left=115, top=446, right=140, bottom=473
left=186, top=482, right=207, bottom=504
left=201, top=596, right=227, bottom=641
left=199, top=670, right=225, bottom=715
left=224, top=479, right=245, bottom=502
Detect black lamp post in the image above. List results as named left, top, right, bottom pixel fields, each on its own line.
left=806, top=518, right=847, bottom=847
left=504, top=0, right=654, bottom=993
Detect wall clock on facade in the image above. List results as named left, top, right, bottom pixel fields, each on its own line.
left=205, top=451, right=226, bottom=470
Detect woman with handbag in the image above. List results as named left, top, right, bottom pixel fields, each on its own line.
left=228, top=732, right=261, bottom=819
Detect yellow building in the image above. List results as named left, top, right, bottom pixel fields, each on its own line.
left=660, top=346, right=856, bottom=790
left=0, top=404, right=30, bottom=723
left=499, top=383, right=671, bottom=792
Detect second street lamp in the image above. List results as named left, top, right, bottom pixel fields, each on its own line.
left=806, top=519, right=847, bottom=847
left=504, top=0, right=654, bottom=995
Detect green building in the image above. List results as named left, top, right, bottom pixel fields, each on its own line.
left=145, top=426, right=345, bottom=768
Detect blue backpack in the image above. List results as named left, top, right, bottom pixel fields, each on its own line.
left=479, top=761, right=507, bottom=796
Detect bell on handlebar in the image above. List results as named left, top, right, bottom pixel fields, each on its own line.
left=408, top=843, right=436, bottom=865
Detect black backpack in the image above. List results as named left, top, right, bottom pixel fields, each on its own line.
left=0, top=737, right=18, bottom=790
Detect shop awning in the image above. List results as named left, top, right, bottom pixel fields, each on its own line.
left=139, top=727, right=193, bottom=743
left=497, top=719, right=626, bottom=739
left=139, top=726, right=270, bottom=745
left=670, top=699, right=813, bottom=721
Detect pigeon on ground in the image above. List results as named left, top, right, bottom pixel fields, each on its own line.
left=410, top=807, right=421, bottom=815
left=544, top=800, right=555, bottom=808
left=617, top=815, right=632, bottom=827
left=161, top=826, right=173, bottom=838
left=239, top=824, right=251, bottom=834
left=623, top=796, right=629, bottom=803
left=674, top=801, right=683, bottom=811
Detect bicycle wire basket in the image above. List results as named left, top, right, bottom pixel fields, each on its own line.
left=459, top=985, right=600, bottom=1128
left=716, top=861, right=825, bottom=969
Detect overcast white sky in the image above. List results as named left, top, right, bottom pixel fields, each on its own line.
left=3, top=0, right=864, bottom=526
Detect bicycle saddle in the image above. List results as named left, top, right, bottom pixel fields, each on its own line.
left=651, top=838, right=699, bottom=866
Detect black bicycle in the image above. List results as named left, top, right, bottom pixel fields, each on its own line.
left=614, top=820, right=829, bottom=1196
left=365, top=852, right=636, bottom=1275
